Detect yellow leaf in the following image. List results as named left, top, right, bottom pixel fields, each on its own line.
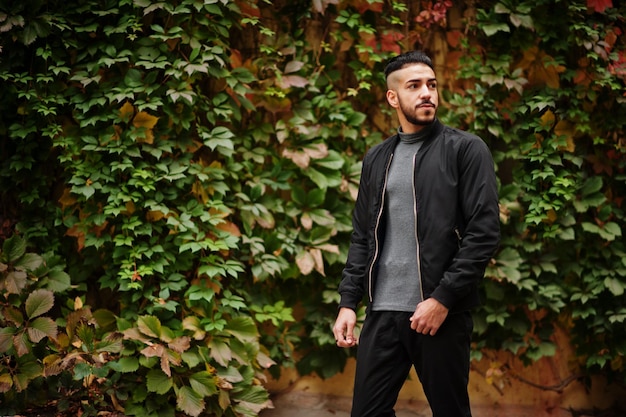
left=191, top=181, right=209, bottom=204
left=540, top=110, right=555, bottom=129
left=125, top=201, right=136, bottom=215
left=119, top=101, right=135, bottom=122
left=146, top=210, right=166, bottom=222
left=133, top=111, right=159, bottom=129
left=555, top=120, right=576, bottom=152
left=133, top=111, right=159, bottom=144
left=0, top=373, right=13, bottom=392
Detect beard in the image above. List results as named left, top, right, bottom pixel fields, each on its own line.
left=400, top=99, right=437, bottom=127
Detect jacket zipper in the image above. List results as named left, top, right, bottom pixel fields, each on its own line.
left=368, top=153, right=394, bottom=303
left=412, top=153, right=425, bottom=302
left=454, top=227, right=462, bottom=249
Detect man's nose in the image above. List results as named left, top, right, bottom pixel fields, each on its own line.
left=419, top=84, right=431, bottom=98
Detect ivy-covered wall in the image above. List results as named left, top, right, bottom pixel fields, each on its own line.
left=0, top=0, right=624, bottom=416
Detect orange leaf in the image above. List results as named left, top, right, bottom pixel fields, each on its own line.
left=230, top=49, right=243, bottom=69
left=352, top=0, right=383, bottom=13
left=446, top=30, right=463, bottom=48
left=58, top=188, right=77, bottom=210
left=236, top=0, right=260, bottom=17
left=215, top=221, right=241, bottom=238
left=517, top=47, right=565, bottom=88
left=65, top=225, right=85, bottom=252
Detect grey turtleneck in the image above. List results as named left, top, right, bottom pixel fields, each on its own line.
left=371, top=122, right=436, bottom=312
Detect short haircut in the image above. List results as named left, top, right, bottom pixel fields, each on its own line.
left=384, top=51, right=435, bottom=79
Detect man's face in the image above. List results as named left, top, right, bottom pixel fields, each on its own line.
left=386, top=63, right=439, bottom=132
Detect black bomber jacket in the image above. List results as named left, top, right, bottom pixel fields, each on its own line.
left=338, top=119, right=501, bottom=313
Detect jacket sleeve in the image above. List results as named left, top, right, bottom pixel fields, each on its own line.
left=430, top=137, right=501, bottom=309
left=338, top=156, right=372, bottom=311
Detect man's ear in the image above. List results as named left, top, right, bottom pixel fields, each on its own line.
left=386, top=90, right=398, bottom=108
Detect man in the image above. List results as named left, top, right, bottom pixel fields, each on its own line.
left=332, top=50, right=500, bottom=417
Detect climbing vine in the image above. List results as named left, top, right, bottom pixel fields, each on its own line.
left=0, top=0, right=625, bottom=416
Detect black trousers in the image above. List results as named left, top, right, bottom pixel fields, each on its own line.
left=350, top=310, right=473, bottom=417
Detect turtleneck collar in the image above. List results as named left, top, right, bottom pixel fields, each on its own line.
left=398, top=118, right=438, bottom=144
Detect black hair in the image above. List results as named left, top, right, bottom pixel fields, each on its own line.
left=384, top=51, right=434, bottom=78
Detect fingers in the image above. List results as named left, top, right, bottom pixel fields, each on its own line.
left=409, top=315, right=439, bottom=336
left=410, top=299, right=449, bottom=336
left=333, top=308, right=358, bottom=348
left=336, top=337, right=357, bottom=348
left=333, top=322, right=357, bottom=347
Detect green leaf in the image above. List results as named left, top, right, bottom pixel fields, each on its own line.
left=13, top=358, right=42, bottom=391
left=27, top=317, right=57, bottom=343
left=108, top=357, right=140, bottom=373
left=313, top=151, right=345, bottom=170
left=73, top=362, right=93, bottom=380
left=25, top=289, right=54, bottom=319
left=44, top=270, right=71, bottom=292
left=137, top=315, right=163, bottom=339
left=92, top=309, right=117, bottom=331
left=234, top=384, right=269, bottom=404
left=603, top=222, right=622, bottom=238
left=217, top=366, right=243, bottom=383
left=177, top=385, right=205, bottom=417
left=95, top=334, right=124, bottom=353
left=580, top=176, right=603, bottom=196
left=482, top=23, right=510, bottom=36
left=2, top=235, right=26, bottom=263
left=307, top=188, right=326, bottom=206
left=208, top=338, right=232, bottom=367
left=146, top=369, right=173, bottom=394
left=526, top=341, right=557, bottom=361
left=0, top=328, right=16, bottom=353
left=14, top=253, right=43, bottom=272
left=224, top=316, right=258, bottom=343
left=189, top=371, right=218, bottom=397
left=604, top=277, right=625, bottom=296
left=346, top=111, right=367, bottom=126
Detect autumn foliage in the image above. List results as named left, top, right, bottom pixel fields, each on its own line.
left=0, top=0, right=625, bottom=416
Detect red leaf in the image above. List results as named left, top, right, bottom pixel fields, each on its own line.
left=587, top=0, right=612, bottom=13
left=380, top=32, right=404, bottom=54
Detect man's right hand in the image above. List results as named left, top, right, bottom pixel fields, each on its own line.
left=332, top=307, right=358, bottom=348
